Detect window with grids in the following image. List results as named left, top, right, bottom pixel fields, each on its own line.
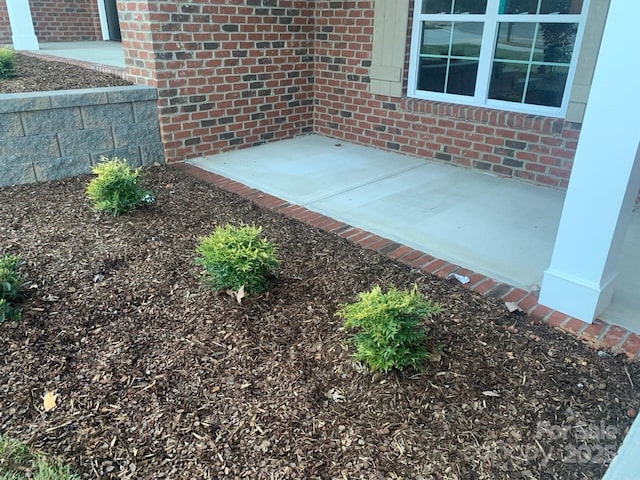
left=407, top=0, right=589, bottom=117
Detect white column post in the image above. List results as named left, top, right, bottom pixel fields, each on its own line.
left=96, top=0, right=110, bottom=40
left=5, top=0, right=39, bottom=50
left=539, top=0, right=640, bottom=322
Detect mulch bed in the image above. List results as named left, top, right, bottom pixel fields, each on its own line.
left=0, top=166, right=638, bottom=479
left=0, top=53, right=131, bottom=94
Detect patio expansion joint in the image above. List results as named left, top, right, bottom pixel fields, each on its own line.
left=189, top=158, right=427, bottom=208
left=301, top=163, right=427, bottom=207
left=177, top=163, right=640, bottom=360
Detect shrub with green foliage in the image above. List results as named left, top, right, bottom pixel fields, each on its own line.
left=0, top=435, right=80, bottom=480
left=195, top=225, right=280, bottom=294
left=86, top=157, right=155, bottom=215
left=336, top=285, right=442, bottom=372
left=0, top=47, right=15, bottom=80
left=0, top=254, right=23, bottom=322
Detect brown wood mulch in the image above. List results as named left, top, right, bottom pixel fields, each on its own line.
left=0, top=53, right=131, bottom=94
left=0, top=166, right=638, bottom=479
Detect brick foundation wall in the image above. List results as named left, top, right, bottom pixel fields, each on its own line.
left=119, top=0, right=315, bottom=164
left=30, top=0, right=102, bottom=42
left=0, top=1, right=11, bottom=43
left=313, top=0, right=580, bottom=189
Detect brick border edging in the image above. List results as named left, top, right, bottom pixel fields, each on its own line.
left=174, top=163, right=640, bottom=360
left=19, top=51, right=128, bottom=81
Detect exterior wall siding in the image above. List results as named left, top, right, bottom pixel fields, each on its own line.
left=0, top=1, right=11, bottom=43
left=30, top=0, right=101, bottom=41
left=313, top=0, right=580, bottom=189
left=0, top=0, right=101, bottom=43
left=118, top=0, right=315, bottom=164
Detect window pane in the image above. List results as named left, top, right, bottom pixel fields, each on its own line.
left=500, top=0, right=540, bottom=14
left=453, top=0, right=487, bottom=14
left=540, top=0, right=583, bottom=14
left=418, top=57, right=448, bottom=92
left=495, top=23, right=536, bottom=61
left=451, top=22, right=483, bottom=57
left=422, top=22, right=452, bottom=56
left=533, top=23, right=577, bottom=63
left=447, top=59, right=479, bottom=95
left=488, top=62, right=527, bottom=102
left=422, top=0, right=453, bottom=14
left=525, top=65, right=568, bottom=106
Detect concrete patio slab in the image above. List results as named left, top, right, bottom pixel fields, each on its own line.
left=309, top=164, right=564, bottom=289
left=28, top=41, right=125, bottom=69
left=600, top=210, right=640, bottom=332
left=190, top=136, right=426, bottom=205
left=189, top=134, right=640, bottom=334
left=603, top=414, right=640, bottom=480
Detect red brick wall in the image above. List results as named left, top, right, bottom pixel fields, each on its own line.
left=29, top=0, right=102, bottom=41
left=115, top=0, right=580, bottom=188
left=0, top=1, right=11, bottom=43
left=313, top=0, right=580, bottom=189
left=119, top=0, right=315, bottom=164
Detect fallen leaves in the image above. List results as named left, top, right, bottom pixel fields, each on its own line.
left=43, top=391, right=58, bottom=411
left=482, top=390, right=500, bottom=397
left=226, top=285, right=245, bottom=304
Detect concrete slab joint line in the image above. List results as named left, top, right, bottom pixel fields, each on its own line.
left=302, top=162, right=426, bottom=206
left=177, top=162, right=640, bottom=361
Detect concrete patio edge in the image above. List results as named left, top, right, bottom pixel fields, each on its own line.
left=174, top=162, right=640, bottom=360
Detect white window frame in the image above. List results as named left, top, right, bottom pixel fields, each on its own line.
left=407, top=0, right=591, bottom=118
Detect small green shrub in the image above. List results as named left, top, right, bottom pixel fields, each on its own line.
left=0, top=435, right=80, bottom=480
left=0, top=47, right=15, bottom=80
left=336, top=285, right=442, bottom=372
left=0, top=254, right=23, bottom=322
left=86, top=157, right=155, bottom=215
left=195, top=225, right=280, bottom=294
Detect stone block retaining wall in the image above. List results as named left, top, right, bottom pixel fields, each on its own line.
left=0, top=85, right=164, bottom=187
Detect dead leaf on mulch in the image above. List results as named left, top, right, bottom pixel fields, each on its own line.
left=43, top=391, right=57, bottom=412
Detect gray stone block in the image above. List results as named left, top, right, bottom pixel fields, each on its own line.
left=91, top=147, right=142, bottom=168
left=0, top=92, right=52, bottom=114
left=50, top=90, right=109, bottom=108
left=58, top=128, right=114, bottom=156
left=107, top=86, right=157, bottom=104
left=0, top=163, right=36, bottom=187
left=113, top=121, right=161, bottom=148
left=22, top=108, right=82, bottom=135
left=81, top=103, right=134, bottom=128
left=133, top=100, right=159, bottom=123
left=0, top=113, right=24, bottom=138
left=140, top=143, right=165, bottom=166
left=0, top=134, right=60, bottom=165
left=33, top=155, right=92, bottom=182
